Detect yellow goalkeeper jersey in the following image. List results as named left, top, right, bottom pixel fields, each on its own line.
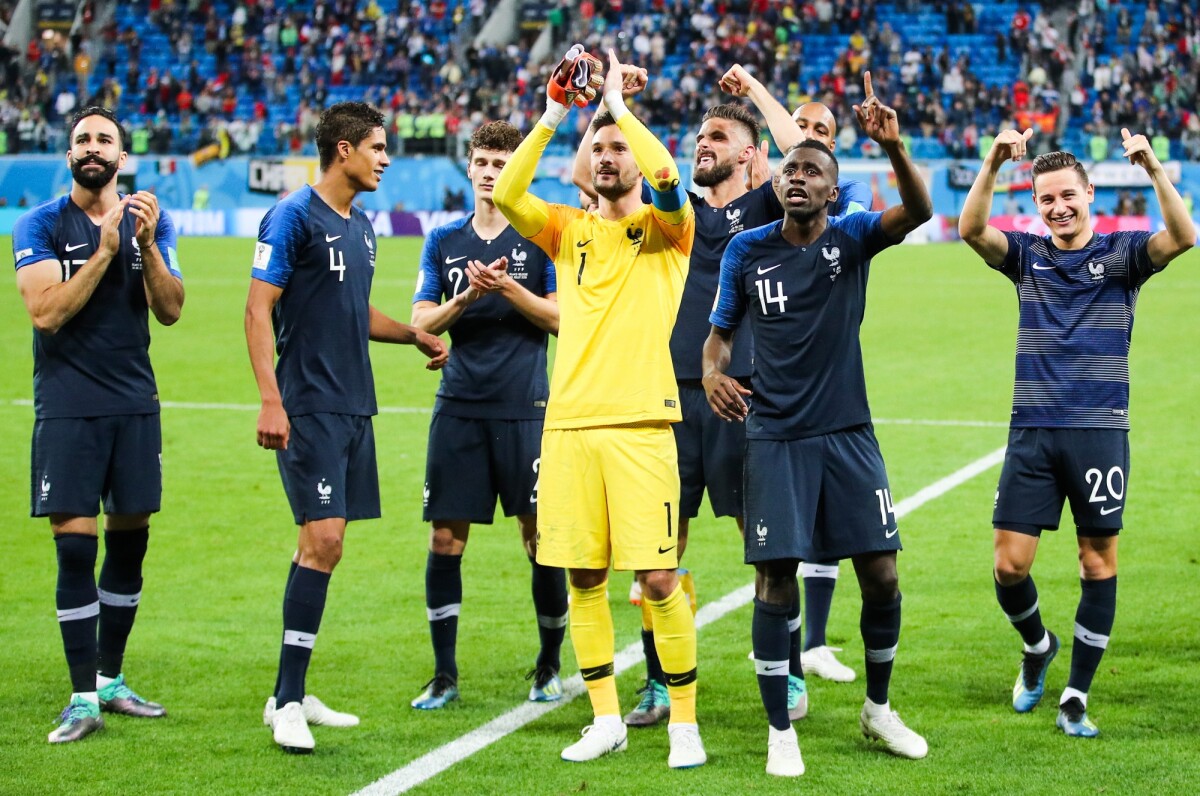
left=530, top=201, right=693, bottom=429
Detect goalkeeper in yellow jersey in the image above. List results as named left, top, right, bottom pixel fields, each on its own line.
left=493, top=46, right=702, bottom=769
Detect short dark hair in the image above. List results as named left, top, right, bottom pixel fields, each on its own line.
left=315, top=102, right=386, bottom=170
left=786, top=139, right=839, bottom=179
left=469, top=121, right=522, bottom=157
left=1031, top=150, right=1090, bottom=190
left=590, top=110, right=616, bottom=133
left=69, top=106, right=127, bottom=151
left=701, top=103, right=761, bottom=147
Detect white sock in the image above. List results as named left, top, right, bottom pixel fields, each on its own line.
left=1024, top=631, right=1050, bottom=655
left=96, top=673, right=116, bottom=690
left=1060, top=687, right=1088, bottom=708
left=73, top=691, right=99, bottom=707
left=594, top=714, right=624, bottom=734
left=863, top=698, right=891, bottom=718
left=768, top=724, right=796, bottom=741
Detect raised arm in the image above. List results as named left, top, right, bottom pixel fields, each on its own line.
left=1121, top=128, right=1197, bottom=266
left=853, top=72, right=932, bottom=239
left=15, top=200, right=126, bottom=335
left=602, top=50, right=688, bottom=225
left=573, top=65, right=646, bottom=199
left=959, top=129, right=1033, bottom=266
left=720, top=63, right=801, bottom=153
left=496, top=44, right=604, bottom=238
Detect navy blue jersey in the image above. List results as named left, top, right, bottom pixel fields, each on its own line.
left=251, top=185, right=377, bottom=417
left=413, top=215, right=555, bottom=419
left=994, top=230, right=1159, bottom=430
left=711, top=211, right=893, bottom=440
left=668, top=177, right=871, bottom=380
left=13, top=195, right=181, bottom=419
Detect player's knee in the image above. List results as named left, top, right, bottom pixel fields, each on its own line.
left=860, top=572, right=899, bottom=604
left=754, top=568, right=796, bottom=607
left=1077, top=546, right=1116, bottom=580
left=569, top=568, right=607, bottom=590
left=304, top=531, right=344, bottom=569
left=993, top=555, right=1032, bottom=585
left=638, top=569, right=677, bottom=602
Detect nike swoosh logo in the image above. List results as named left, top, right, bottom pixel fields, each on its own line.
left=65, top=242, right=87, bottom=252
left=1081, top=633, right=1105, bottom=643
left=326, top=234, right=342, bottom=242
left=658, top=545, right=676, bottom=554
left=576, top=239, right=593, bottom=247
left=763, top=664, right=786, bottom=672
left=1032, top=264, right=1054, bottom=270
left=757, top=264, right=783, bottom=274
left=445, top=255, right=468, bottom=264
left=1099, top=506, right=1122, bottom=515
left=428, top=607, right=457, bottom=620
left=294, top=635, right=315, bottom=644
left=885, top=528, right=898, bottom=539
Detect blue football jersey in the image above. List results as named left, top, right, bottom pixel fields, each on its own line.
left=995, top=230, right=1159, bottom=430
left=413, top=216, right=555, bottom=419
left=251, top=185, right=377, bottom=417
left=12, top=195, right=181, bottom=419
left=711, top=211, right=894, bottom=440
left=669, top=177, right=870, bottom=380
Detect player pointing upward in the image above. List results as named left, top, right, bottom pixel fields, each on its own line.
left=959, top=127, right=1193, bottom=737
left=704, top=73, right=932, bottom=776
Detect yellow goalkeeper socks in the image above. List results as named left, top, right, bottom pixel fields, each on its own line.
left=569, top=581, right=619, bottom=717
left=647, top=583, right=697, bottom=724
left=679, top=567, right=697, bottom=615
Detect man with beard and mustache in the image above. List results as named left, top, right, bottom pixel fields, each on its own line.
left=12, top=106, right=184, bottom=744
left=703, top=74, right=932, bottom=776
left=494, top=47, right=705, bottom=769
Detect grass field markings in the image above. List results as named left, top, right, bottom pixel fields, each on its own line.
left=3, top=399, right=1005, bottom=427
left=348, top=444, right=1008, bottom=796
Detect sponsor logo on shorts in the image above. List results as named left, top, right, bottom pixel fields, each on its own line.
left=422, top=482, right=430, bottom=507
left=885, top=527, right=898, bottom=539
left=40, top=476, right=51, bottom=501
left=317, top=479, right=332, bottom=505
left=755, top=521, right=768, bottom=547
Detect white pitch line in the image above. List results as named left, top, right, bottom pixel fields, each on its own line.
left=3, top=399, right=1004, bottom=427
left=349, top=444, right=1008, bottom=796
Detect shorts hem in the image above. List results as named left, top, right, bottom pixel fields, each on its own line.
left=995, top=523, right=1048, bottom=537
left=746, top=542, right=901, bottom=564
left=1076, top=525, right=1121, bottom=538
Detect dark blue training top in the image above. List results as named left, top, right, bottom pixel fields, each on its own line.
left=669, top=177, right=873, bottom=380
left=995, top=230, right=1159, bottom=430
left=13, top=195, right=181, bottom=419
left=413, top=215, right=555, bottom=419
left=710, top=211, right=893, bottom=440
left=251, top=185, right=377, bottom=417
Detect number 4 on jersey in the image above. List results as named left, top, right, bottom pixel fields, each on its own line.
left=329, top=247, right=345, bottom=282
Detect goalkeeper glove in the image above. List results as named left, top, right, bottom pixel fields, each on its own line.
left=547, top=44, right=604, bottom=109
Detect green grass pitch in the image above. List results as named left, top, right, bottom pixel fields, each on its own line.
left=1, top=235, right=1197, bottom=795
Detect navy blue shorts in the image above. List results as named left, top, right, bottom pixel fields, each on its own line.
left=423, top=413, right=542, bottom=523
left=31, top=414, right=162, bottom=518
left=743, top=424, right=901, bottom=563
left=277, top=413, right=380, bottom=525
left=993, top=428, right=1130, bottom=537
left=674, top=382, right=745, bottom=519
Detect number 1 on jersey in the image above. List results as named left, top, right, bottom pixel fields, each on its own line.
left=577, top=251, right=586, bottom=285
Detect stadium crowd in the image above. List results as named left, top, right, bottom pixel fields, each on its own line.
left=0, top=1, right=1197, bottom=162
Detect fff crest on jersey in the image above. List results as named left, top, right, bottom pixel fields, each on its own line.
left=509, top=246, right=529, bottom=280
left=822, top=245, right=841, bottom=281
left=726, top=207, right=744, bottom=234
left=627, top=226, right=644, bottom=246
left=1087, top=261, right=1105, bottom=281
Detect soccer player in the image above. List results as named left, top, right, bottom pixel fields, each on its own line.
left=494, top=46, right=706, bottom=769
left=720, top=63, right=872, bottom=686
left=703, top=74, right=932, bottom=775
left=246, top=102, right=448, bottom=754
left=13, top=106, right=183, bottom=744
left=959, top=128, right=1194, bottom=737
left=409, top=121, right=566, bottom=710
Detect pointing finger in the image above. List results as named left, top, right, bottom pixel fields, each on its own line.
left=863, top=70, right=874, bottom=100
left=1121, top=127, right=1131, bottom=141
left=1022, top=128, right=1034, bottom=141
